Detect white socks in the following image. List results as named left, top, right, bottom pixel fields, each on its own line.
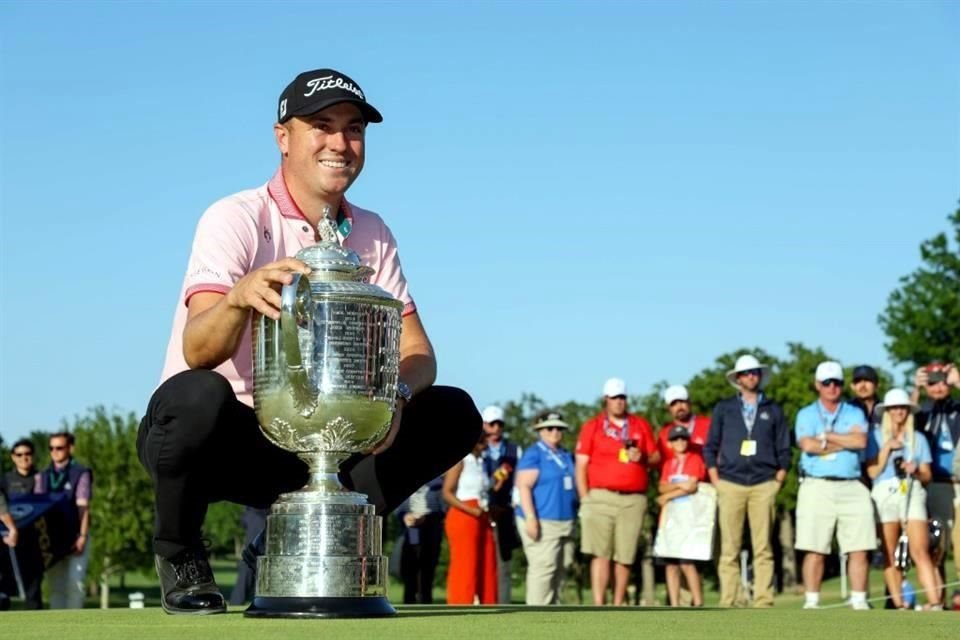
left=850, top=591, right=867, bottom=604
left=805, top=592, right=820, bottom=607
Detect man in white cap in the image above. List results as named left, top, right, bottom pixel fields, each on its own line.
left=575, top=378, right=659, bottom=605
left=480, top=405, right=521, bottom=603
left=658, top=385, right=712, bottom=467
left=794, top=361, right=874, bottom=610
left=703, top=354, right=791, bottom=607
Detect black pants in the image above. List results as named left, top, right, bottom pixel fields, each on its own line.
left=400, top=512, right=444, bottom=604
left=137, top=370, right=481, bottom=559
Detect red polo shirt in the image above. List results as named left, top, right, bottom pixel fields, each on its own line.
left=661, top=451, right=708, bottom=482
left=658, top=415, right=711, bottom=470
left=576, top=413, right=657, bottom=492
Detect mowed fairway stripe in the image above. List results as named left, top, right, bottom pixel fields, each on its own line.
left=4, top=607, right=957, bottom=640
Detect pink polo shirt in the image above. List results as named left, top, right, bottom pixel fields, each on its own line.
left=159, top=168, right=416, bottom=408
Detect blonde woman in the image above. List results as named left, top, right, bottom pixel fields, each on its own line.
left=865, top=388, right=942, bottom=610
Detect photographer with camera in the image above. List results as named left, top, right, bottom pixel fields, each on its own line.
left=575, top=378, right=659, bottom=606
left=865, top=388, right=942, bottom=610
left=912, top=362, right=960, bottom=586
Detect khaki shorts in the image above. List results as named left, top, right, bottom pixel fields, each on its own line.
left=871, top=478, right=928, bottom=524
left=579, top=488, right=647, bottom=565
left=796, top=478, right=876, bottom=554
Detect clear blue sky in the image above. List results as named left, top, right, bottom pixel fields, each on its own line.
left=1, top=1, right=957, bottom=442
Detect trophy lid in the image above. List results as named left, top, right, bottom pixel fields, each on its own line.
left=295, top=242, right=373, bottom=279
left=295, top=207, right=375, bottom=281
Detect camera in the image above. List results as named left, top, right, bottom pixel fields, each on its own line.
left=625, top=439, right=637, bottom=449
left=893, top=457, right=906, bottom=479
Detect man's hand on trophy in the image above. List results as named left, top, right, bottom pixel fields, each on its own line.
left=225, top=258, right=311, bottom=320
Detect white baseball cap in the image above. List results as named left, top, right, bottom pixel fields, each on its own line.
left=815, top=361, right=844, bottom=383
left=481, top=405, right=505, bottom=424
left=602, top=377, right=627, bottom=397
left=663, top=385, right=689, bottom=405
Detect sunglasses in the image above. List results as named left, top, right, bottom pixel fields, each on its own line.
left=49, top=445, right=68, bottom=451
left=737, top=369, right=762, bottom=378
left=820, top=379, right=844, bottom=388
left=539, top=426, right=565, bottom=432
left=12, top=451, right=33, bottom=458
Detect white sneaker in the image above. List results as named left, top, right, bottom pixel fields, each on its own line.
left=850, top=600, right=872, bottom=611
left=803, top=602, right=820, bottom=610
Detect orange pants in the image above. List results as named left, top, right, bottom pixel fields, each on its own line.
left=445, top=500, right=498, bottom=604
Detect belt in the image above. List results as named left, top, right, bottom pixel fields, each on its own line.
left=601, top=489, right=644, bottom=495
left=808, top=476, right=857, bottom=482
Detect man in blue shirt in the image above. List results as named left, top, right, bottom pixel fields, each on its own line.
left=795, top=361, right=875, bottom=610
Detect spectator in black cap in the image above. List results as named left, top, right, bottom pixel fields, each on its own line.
left=849, top=365, right=881, bottom=426
left=137, top=66, right=481, bottom=615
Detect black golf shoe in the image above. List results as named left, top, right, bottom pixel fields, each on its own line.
left=155, top=547, right=227, bottom=615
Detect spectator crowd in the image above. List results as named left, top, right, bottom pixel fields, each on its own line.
left=399, top=359, right=960, bottom=611
left=2, top=360, right=959, bottom=612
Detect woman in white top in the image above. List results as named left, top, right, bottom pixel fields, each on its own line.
left=865, top=388, right=941, bottom=610
left=442, top=431, right=497, bottom=604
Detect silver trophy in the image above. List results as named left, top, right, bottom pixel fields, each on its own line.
left=246, top=210, right=402, bottom=618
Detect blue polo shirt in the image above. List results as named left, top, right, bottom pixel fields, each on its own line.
left=515, top=442, right=577, bottom=521
left=864, top=429, right=932, bottom=483
left=795, top=401, right=868, bottom=479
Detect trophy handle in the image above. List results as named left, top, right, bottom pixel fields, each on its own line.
left=280, top=273, right=316, bottom=416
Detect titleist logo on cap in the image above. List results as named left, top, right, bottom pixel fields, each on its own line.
left=304, top=75, right=365, bottom=100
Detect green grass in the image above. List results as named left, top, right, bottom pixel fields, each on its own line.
left=4, top=606, right=958, bottom=640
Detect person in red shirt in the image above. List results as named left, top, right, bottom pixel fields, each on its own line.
left=575, top=378, right=659, bottom=606
left=658, top=385, right=711, bottom=473
left=656, top=426, right=708, bottom=607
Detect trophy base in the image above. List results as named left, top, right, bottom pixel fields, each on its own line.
left=244, top=595, right=396, bottom=619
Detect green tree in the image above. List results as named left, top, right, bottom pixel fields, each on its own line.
left=203, top=502, right=245, bottom=559
left=69, top=407, right=154, bottom=608
left=879, top=206, right=960, bottom=368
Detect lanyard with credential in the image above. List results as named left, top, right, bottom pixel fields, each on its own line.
left=603, top=416, right=630, bottom=444
left=537, top=442, right=569, bottom=472
left=739, top=394, right=762, bottom=438
left=817, top=401, right=845, bottom=434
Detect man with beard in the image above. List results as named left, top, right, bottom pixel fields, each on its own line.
left=658, top=385, right=711, bottom=464
left=704, top=355, right=790, bottom=608
left=849, top=365, right=881, bottom=427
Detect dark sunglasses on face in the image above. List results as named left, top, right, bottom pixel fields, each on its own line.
left=821, top=379, right=843, bottom=388
left=539, top=426, right=565, bottom=432
left=12, top=451, right=32, bottom=457
left=738, top=369, right=761, bottom=378
left=49, top=445, right=67, bottom=451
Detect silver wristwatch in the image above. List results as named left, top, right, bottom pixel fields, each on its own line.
left=396, top=381, right=413, bottom=404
